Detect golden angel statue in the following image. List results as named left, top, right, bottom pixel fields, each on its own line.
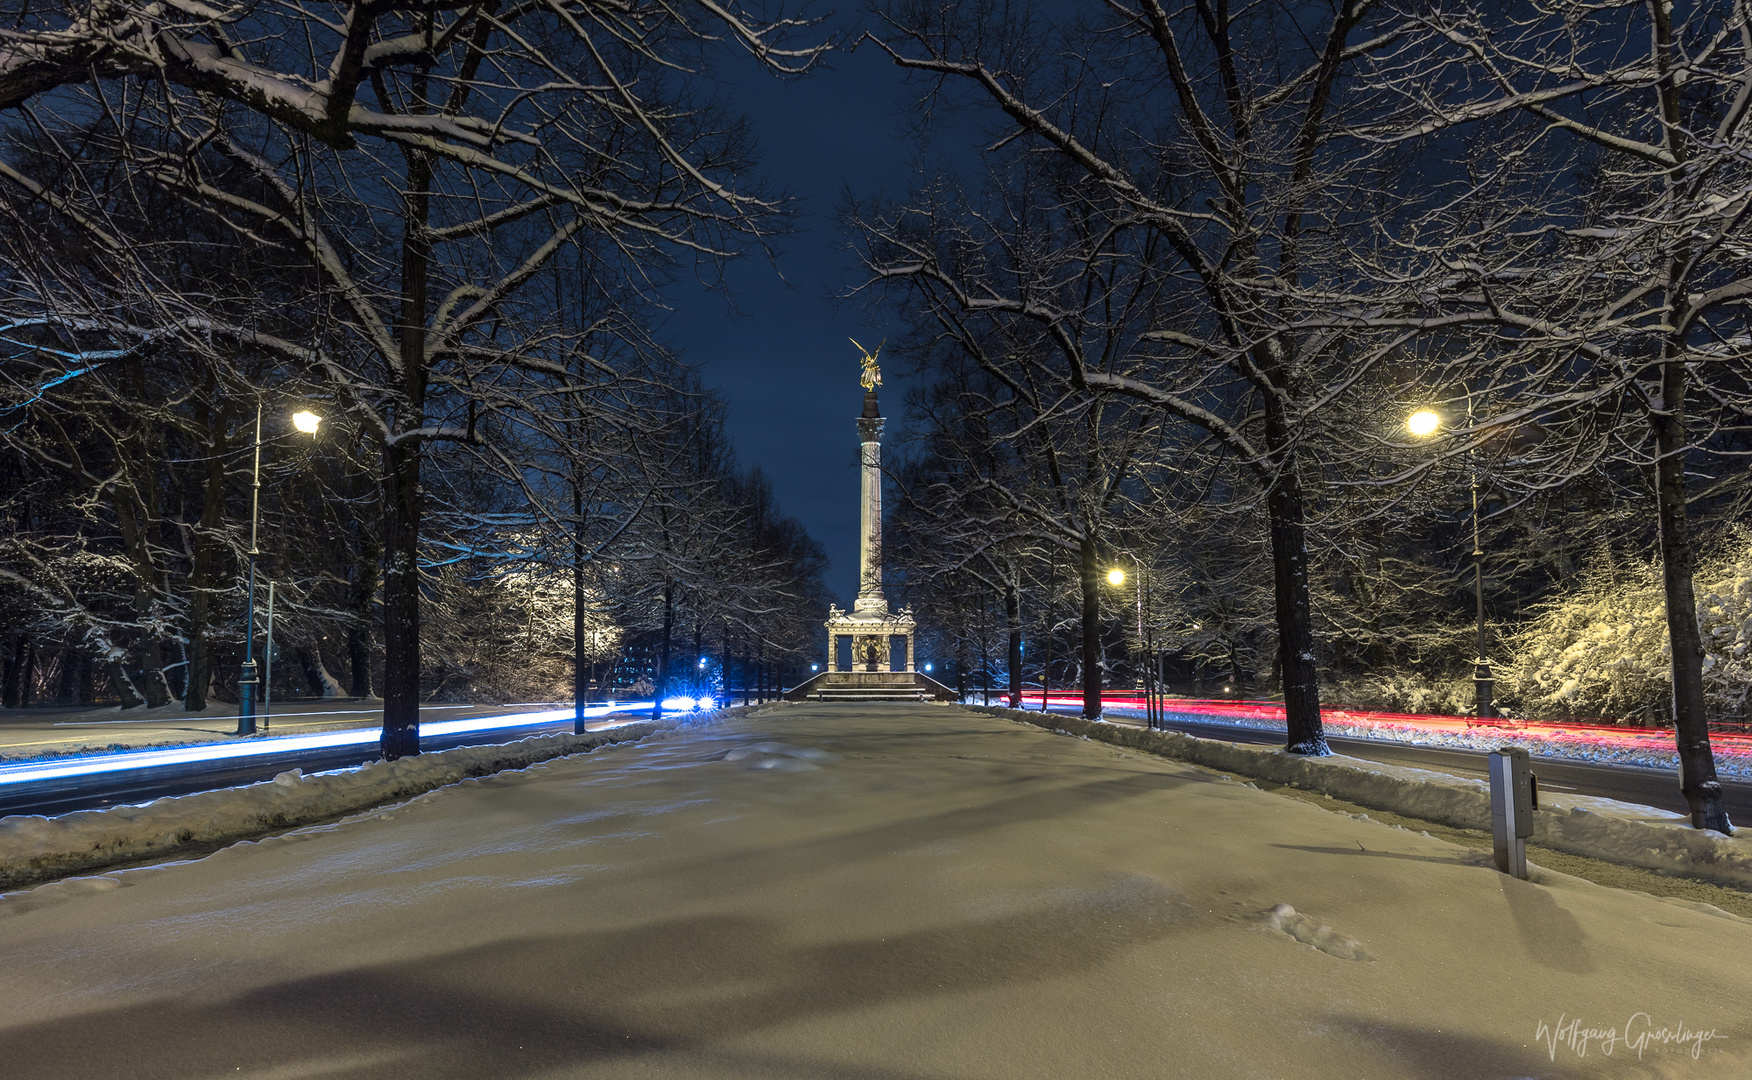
left=851, top=337, right=883, bottom=390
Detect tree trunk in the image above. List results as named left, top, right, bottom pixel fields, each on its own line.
left=1265, top=459, right=1328, bottom=754
left=380, top=112, right=433, bottom=761
left=2, top=634, right=21, bottom=708
left=1651, top=355, right=1733, bottom=833
left=1005, top=582, right=1022, bottom=708
left=955, top=628, right=968, bottom=702
left=1041, top=559, right=1053, bottom=711
left=380, top=436, right=423, bottom=759
left=116, top=356, right=172, bottom=709
left=573, top=479, right=587, bottom=734
left=347, top=527, right=380, bottom=698
left=19, top=642, right=35, bottom=707
left=55, top=647, right=78, bottom=704
left=1079, top=534, right=1102, bottom=720
left=183, top=390, right=230, bottom=711
left=75, top=652, right=94, bottom=706
left=652, top=579, right=673, bottom=721
left=108, top=661, right=145, bottom=708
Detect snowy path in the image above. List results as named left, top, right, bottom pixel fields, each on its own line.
left=0, top=702, right=1745, bottom=1079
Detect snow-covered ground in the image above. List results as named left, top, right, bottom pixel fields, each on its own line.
left=0, top=701, right=1745, bottom=1079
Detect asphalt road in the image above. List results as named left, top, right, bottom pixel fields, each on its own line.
left=1107, top=709, right=1752, bottom=824
left=0, top=710, right=649, bottom=818
left=4, top=700, right=1747, bottom=828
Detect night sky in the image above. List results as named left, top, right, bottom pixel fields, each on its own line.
left=661, top=28, right=960, bottom=605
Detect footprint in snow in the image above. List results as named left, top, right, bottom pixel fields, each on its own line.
left=1264, top=903, right=1372, bottom=962
left=717, top=742, right=835, bottom=770
left=1, top=874, right=127, bottom=917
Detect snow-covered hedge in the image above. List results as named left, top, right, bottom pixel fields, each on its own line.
left=0, top=704, right=776, bottom=890
left=967, top=705, right=1752, bottom=891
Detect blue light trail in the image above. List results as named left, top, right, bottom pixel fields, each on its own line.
left=0, top=703, right=656, bottom=788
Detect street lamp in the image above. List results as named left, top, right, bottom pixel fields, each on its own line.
left=1107, top=557, right=1160, bottom=729
left=237, top=404, right=321, bottom=735
left=1407, top=404, right=1494, bottom=720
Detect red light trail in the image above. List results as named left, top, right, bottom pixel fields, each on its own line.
left=1014, top=695, right=1752, bottom=770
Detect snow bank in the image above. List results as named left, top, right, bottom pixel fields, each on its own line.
left=0, top=704, right=777, bottom=889
left=971, top=705, right=1752, bottom=891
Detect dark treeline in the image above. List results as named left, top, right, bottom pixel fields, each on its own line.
left=0, top=0, right=831, bottom=754
left=854, top=0, right=1752, bottom=832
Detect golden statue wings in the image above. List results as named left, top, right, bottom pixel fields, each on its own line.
left=851, top=337, right=883, bottom=391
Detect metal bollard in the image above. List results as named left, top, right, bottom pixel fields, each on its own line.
left=1488, top=746, right=1538, bottom=879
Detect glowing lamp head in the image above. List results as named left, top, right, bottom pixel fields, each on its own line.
left=924, top=663, right=933, bottom=672
left=292, top=410, right=322, bottom=434
left=1406, top=409, right=1440, bottom=437
left=1106, top=568, right=1126, bottom=587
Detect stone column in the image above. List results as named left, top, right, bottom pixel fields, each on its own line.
left=855, top=390, right=887, bottom=616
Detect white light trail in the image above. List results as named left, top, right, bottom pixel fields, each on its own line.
left=53, top=704, right=479, bottom=727
left=0, top=704, right=655, bottom=788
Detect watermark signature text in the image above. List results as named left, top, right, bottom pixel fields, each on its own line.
left=1535, top=1013, right=1724, bottom=1061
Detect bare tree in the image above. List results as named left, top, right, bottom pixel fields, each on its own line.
left=1359, top=0, right=1752, bottom=831
left=856, top=0, right=1439, bottom=753
left=3, top=1, right=825, bottom=755
left=889, top=342, right=1163, bottom=719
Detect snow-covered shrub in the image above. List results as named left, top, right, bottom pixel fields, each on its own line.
left=1500, top=551, right=1668, bottom=722
left=1327, top=671, right=1478, bottom=716
left=421, top=563, right=622, bottom=703
left=1502, top=535, right=1752, bottom=723
left=1693, top=534, right=1752, bottom=720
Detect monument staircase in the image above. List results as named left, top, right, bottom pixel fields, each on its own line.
left=784, top=670, right=958, bottom=703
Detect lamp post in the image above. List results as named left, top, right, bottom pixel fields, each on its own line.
left=237, top=406, right=321, bottom=736
left=1407, top=403, right=1493, bottom=720
left=1107, top=560, right=1159, bottom=729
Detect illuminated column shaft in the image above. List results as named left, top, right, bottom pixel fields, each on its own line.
left=855, top=392, right=887, bottom=615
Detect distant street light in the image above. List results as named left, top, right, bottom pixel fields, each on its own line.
left=1106, top=567, right=1126, bottom=587
left=237, top=404, right=321, bottom=736
left=1407, top=401, right=1493, bottom=719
